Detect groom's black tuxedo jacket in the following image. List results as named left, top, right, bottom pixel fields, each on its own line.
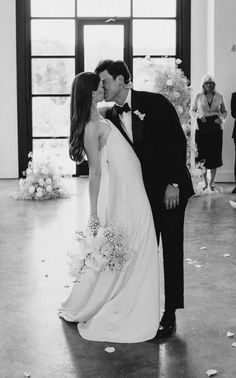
left=106, top=90, right=194, bottom=208
left=231, top=92, right=236, bottom=139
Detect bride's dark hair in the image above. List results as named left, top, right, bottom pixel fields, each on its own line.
left=69, top=72, right=100, bottom=163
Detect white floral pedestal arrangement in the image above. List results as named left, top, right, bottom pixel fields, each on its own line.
left=14, top=152, right=70, bottom=200
left=134, top=57, right=214, bottom=196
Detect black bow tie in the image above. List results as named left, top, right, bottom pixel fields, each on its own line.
left=115, top=103, right=131, bottom=115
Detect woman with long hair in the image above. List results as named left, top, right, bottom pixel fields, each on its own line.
left=59, top=72, right=160, bottom=343
left=190, top=74, right=228, bottom=190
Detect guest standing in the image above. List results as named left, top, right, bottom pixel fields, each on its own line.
left=190, top=75, right=228, bottom=190
left=230, top=92, right=236, bottom=193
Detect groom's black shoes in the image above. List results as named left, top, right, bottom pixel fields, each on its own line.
left=156, top=311, right=176, bottom=339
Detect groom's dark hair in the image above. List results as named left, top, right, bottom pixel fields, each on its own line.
left=95, top=59, right=131, bottom=84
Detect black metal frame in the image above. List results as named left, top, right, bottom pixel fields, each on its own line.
left=16, top=0, right=191, bottom=177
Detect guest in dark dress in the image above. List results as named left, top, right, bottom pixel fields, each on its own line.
left=230, top=92, right=236, bottom=193
left=190, top=74, right=228, bottom=190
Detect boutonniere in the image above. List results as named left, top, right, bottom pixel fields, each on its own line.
left=133, top=110, right=146, bottom=121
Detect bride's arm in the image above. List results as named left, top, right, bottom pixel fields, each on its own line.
left=84, top=122, right=101, bottom=219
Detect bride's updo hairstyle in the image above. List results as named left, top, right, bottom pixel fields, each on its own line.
left=69, top=72, right=100, bottom=163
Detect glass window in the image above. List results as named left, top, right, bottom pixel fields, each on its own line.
left=32, top=97, right=70, bottom=137
left=133, top=20, right=176, bottom=56
left=84, top=25, right=124, bottom=71
left=77, top=0, right=130, bottom=17
left=33, top=139, right=74, bottom=175
left=31, top=20, right=75, bottom=56
left=32, top=58, right=75, bottom=94
left=133, top=0, right=176, bottom=17
left=31, top=0, right=75, bottom=17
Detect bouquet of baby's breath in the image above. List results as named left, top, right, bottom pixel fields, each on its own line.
left=68, top=222, right=133, bottom=281
left=14, top=152, right=70, bottom=200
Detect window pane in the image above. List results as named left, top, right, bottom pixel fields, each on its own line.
left=32, top=97, right=70, bottom=137
left=77, top=0, right=130, bottom=17
left=31, top=0, right=75, bottom=17
left=133, top=0, right=176, bottom=17
left=33, top=139, right=75, bottom=175
left=84, top=25, right=124, bottom=72
left=133, top=57, right=175, bottom=90
left=133, top=20, right=176, bottom=56
left=32, top=58, right=75, bottom=94
left=31, top=20, right=75, bottom=56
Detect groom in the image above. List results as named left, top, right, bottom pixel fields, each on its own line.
left=95, top=60, right=194, bottom=338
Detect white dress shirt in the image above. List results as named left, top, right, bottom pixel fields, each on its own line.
left=118, top=90, right=133, bottom=142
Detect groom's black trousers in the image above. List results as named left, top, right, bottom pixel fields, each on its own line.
left=151, top=199, right=188, bottom=311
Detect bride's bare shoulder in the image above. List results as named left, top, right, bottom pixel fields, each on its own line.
left=84, top=120, right=99, bottom=138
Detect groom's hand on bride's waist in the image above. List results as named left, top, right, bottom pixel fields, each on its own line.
left=164, top=184, right=180, bottom=210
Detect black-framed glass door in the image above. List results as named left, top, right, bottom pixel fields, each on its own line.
left=75, top=18, right=131, bottom=175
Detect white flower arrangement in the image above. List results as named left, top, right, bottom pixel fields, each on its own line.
left=68, top=221, right=134, bottom=281
left=14, top=152, right=70, bottom=200
left=134, top=56, right=195, bottom=170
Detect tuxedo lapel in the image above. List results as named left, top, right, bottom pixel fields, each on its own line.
left=108, top=106, right=133, bottom=148
left=131, top=90, right=144, bottom=146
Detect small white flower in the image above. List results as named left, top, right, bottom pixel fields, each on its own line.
left=41, top=167, right=49, bottom=175
left=38, top=178, right=45, bottom=186
left=177, top=106, right=183, bottom=114
left=46, top=178, right=52, bottom=184
left=229, top=200, right=236, bottom=209
left=173, top=91, right=180, bottom=98
left=28, top=151, right=33, bottom=158
left=28, top=186, right=35, bottom=194
left=176, top=58, right=182, bottom=65
left=166, top=79, right=173, bottom=86
left=26, top=168, right=33, bottom=175
left=133, top=110, right=146, bottom=121
left=36, top=191, right=43, bottom=198
left=105, top=347, right=115, bottom=353
left=206, top=369, right=218, bottom=377
left=46, top=185, right=52, bottom=192
left=23, top=372, right=31, bottom=377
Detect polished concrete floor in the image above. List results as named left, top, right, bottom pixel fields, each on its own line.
left=0, top=179, right=236, bottom=378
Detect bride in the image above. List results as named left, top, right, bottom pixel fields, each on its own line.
left=58, top=72, right=160, bottom=343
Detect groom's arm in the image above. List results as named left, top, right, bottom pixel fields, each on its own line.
left=149, top=94, right=188, bottom=185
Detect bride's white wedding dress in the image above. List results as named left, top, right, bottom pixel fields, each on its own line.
left=59, top=121, right=160, bottom=343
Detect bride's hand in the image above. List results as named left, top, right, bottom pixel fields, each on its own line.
left=87, top=214, right=100, bottom=236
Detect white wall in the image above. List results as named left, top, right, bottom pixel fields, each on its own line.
left=191, top=0, right=236, bottom=182
left=0, top=0, right=18, bottom=178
